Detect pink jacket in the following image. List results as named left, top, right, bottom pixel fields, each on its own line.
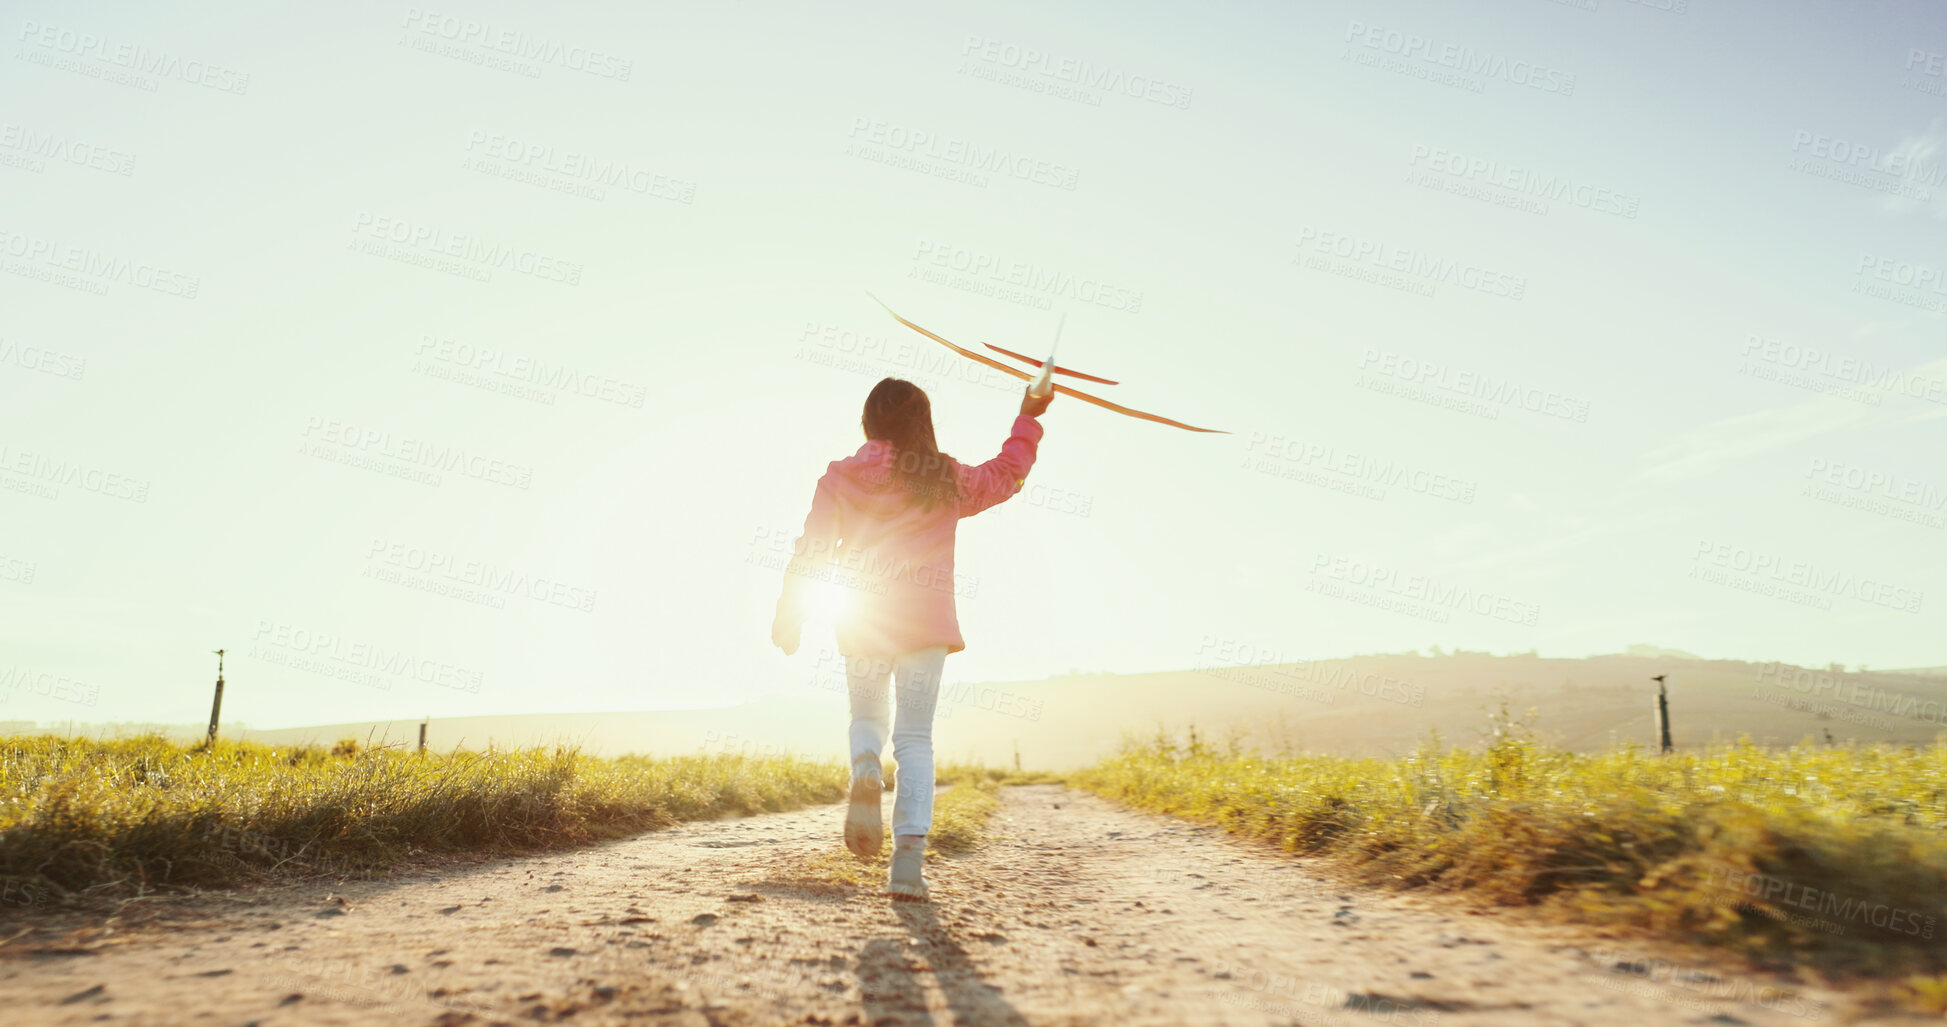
left=778, top=414, right=1045, bottom=657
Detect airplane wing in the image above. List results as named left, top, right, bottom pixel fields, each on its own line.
left=980, top=342, right=1120, bottom=385
left=865, top=293, right=1227, bottom=434
left=865, top=292, right=1033, bottom=382
left=1047, top=380, right=1229, bottom=434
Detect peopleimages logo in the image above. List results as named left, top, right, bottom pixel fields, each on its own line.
left=1356, top=348, right=1587, bottom=421
left=348, top=212, right=584, bottom=285
left=414, top=335, right=647, bottom=408
left=1586, top=945, right=1823, bottom=1020
left=364, top=538, right=598, bottom=613
left=0, top=337, right=86, bottom=380
left=1805, top=457, right=1945, bottom=511
left=15, top=19, right=251, bottom=94
left=1738, top=334, right=1947, bottom=405
left=0, top=666, right=100, bottom=707
left=0, top=123, right=136, bottom=176
left=958, top=35, right=1193, bottom=109
left=1406, top=144, right=1639, bottom=218
left=1703, top=862, right=1936, bottom=939
left=1801, top=456, right=1946, bottom=530
left=1853, top=252, right=1947, bottom=312
left=1791, top=130, right=1947, bottom=185
left=398, top=8, right=632, bottom=80
left=1689, top=539, right=1923, bottom=614
left=1207, top=965, right=1442, bottom=1027
left=0, top=443, right=151, bottom=502
left=910, top=237, right=1143, bottom=313
left=749, top=527, right=976, bottom=599
left=462, top=130, right=694, bottom=204
left=299, top=416, right=534, bottom=489
left=796, top=320, right=1020, bottom=395
left=0, top=226, right=200, bottom=298
left=250, top=619, right=484, bottom=694
left=1342, top=21, right=1576, bottom=95
left=1193, top=635, right=1425, bottom=708
left=1307, top=553, right=1542, bottom=626
left=1906, top=48, right=1947, bottom=95
left=1754, top=662, right=1947, bottom=727
left=847, top=118, right=1079, bottom=191
left=0, top=555, right=34, bottom=584
left=1294, top=226, right=1528, bottom=300
left=1242, top=431, right=1477, bottom=504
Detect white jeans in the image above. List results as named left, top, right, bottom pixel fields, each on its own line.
left=845, top=646, right=947, bottom=838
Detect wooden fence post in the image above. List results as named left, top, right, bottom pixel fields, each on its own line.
left=206, top=649, right=227, bottom=746
left=1652, top=674, right=1672, bottom=754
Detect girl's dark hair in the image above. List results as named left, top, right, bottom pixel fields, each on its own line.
left=862, top=378, right=960, bottom=510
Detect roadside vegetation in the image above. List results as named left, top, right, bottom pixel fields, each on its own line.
left=0, top=733, right=846, bottom=906
left=1075, top=710, right=1947, bottom=989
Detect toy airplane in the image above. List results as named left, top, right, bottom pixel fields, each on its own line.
left=1022, top=311, right=1063, bottom=400
left=984, top=341, right=1118, bottom=386
left=864, top=293, right=1226, bottom=434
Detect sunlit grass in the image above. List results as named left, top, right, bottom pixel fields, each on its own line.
left=935, top=761, right=1066, bottom=788
left=927, top=776, right=1002, bottom=857
left=1074, top=712, right=1947, bottom=977
left=0, top=733, right=846, bottom=905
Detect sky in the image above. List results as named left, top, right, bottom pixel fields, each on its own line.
left=2, top=0, right=1944, bottom=731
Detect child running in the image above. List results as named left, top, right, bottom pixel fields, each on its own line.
left=772, top=377, right=1053, bottom=900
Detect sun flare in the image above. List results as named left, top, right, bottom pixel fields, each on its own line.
left=798, top=578, right=854, bottom=632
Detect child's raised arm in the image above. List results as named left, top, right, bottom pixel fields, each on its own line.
left=957, top=403, right=1046, bottom=518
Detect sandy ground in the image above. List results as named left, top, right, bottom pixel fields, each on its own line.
left=0, top=785, right=1927, bottom=1026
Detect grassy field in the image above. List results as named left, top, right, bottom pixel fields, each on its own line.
left=1076, top=715, right=1947, bottom=987
left=0, top=735, right=1050, bottom=909
left=0, top=733, right=848, bottom=906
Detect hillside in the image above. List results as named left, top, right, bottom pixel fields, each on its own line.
left=22, top=653, right=1945, bottom=770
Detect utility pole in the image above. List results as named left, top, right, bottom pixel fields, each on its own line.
left=1652, top=674, right=1672, bottom=754
left=419, top=717, right=428, bottom=753
left=207, top=649, right=227, bottom=747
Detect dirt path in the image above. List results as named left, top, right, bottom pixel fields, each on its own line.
left=0, top=785, right=1916, bottom=1026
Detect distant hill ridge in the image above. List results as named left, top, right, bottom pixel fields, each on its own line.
left=11, top=652, right=1943, bottom=769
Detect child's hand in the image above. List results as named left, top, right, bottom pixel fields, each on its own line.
left=1020, top=384, right=1054, bottom=418
left=771, top=610, right=801, bottom=655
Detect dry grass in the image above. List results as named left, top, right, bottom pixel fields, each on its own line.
left=1075, top=711, right=1947, bottom=980
left=0, top=733, right=845, bottom=906
left=925, top=776, right=1003, bottom=857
